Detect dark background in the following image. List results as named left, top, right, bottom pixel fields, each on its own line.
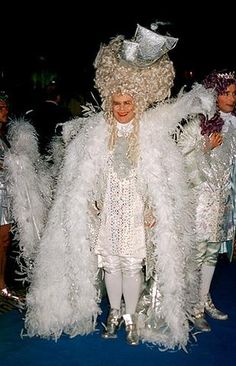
left=1, top=2, right=235, bottom=115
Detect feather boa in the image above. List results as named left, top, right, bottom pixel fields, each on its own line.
left=5, top=118, right=53, bottom=281
left=23, top=84, right=214, bottom=348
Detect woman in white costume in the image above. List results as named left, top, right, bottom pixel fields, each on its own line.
left=23, top=24, right=214, bottom=350
left=178, top=70, right=236, bottom=332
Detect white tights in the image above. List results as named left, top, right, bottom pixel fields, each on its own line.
left=200, top=264, right=215, bottom=303
left=103, top=256, right=143, bottom=314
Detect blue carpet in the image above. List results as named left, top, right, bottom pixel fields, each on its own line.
left=1, top=258, right=236, bottom=366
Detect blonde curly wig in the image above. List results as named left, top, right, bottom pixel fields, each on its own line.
left=94, top=36, right=175, bottom=112
left=94, top=34, right=176, bottom=164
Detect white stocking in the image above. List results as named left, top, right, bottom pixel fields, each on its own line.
left=104, top=271, right=122, bottom=310
left=200, top=264, right=215, bottom=303
left=122, top=272, right=142, bottom=314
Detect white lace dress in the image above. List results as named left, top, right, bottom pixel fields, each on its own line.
left=95, top=121, right=146, bottom=262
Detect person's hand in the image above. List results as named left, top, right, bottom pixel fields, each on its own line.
left=205, top=132, right=223, bottom=151
left=209, top=132, right=223, bottom=149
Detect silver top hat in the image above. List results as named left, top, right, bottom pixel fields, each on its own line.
left=118, top=24, right=178, bottom=68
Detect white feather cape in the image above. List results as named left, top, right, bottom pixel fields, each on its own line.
left=24, top=84, right=214, bottom=348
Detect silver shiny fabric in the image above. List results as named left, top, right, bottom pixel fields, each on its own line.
left=136, top=273, right=168, bottom=335
left=195, top=241, right=221, bottom=266
left=204, top=294, right=228, bottom=320
left=123, top=313, right=139, bottom=345
left=193, top=314, right=211, bottom=332
left=179, top=115, right=236, bottom=246
left=102, top=255, right=143, bottom=275
left=118, top=24, right=178, bottom=68
left=0, top=137, right=12, bottom=226
left=102, top=308, right=123, bottom=339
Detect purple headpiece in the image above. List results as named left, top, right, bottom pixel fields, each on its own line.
left=202, top=70, right=236, bottom=95
left=200, top=70, right=236, bottom=136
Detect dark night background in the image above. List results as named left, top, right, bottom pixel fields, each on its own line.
left=1, top=2, right=235, bottom=115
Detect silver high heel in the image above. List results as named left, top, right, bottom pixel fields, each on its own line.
left=193, top=302, right=211, bottom=332
left=0, top=287, right=20, bottom=301
left=193, top=312, right=211, bottom=332
left=204, top=294, right=228, bottom=320
left=102, top=308, right=123, bottom=339
left=123, top=314, right=139, bottom=345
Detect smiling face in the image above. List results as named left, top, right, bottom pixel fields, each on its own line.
left=112, top=93, right=136, bottom=124
left=217, top=83, right=236, bottom=113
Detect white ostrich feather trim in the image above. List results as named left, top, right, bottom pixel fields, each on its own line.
left=5, top=118, right=53, bottom=281
left=24, top=97, right=199, bottom=347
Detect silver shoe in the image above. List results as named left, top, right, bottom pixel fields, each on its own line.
left=204, top=294, right=228, bottom=320
left=102, top=308, right=123, bottom=339
left=0, top=287, right=20, bottom=301
left=193, top=312, right=211, bottom=332
left=123, top=314, right=139, bottom=346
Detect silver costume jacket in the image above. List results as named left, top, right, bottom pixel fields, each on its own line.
left=178, top=112, right=236, bottom=244
left=0, top=135, right=12, bottom=225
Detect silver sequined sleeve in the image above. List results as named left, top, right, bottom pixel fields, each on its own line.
left=0, top=138, right=12, bottom=225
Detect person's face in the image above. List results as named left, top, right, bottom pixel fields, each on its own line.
left=0, top=100, right=9, bottom=123
left=217, top=84, right=236, bottom=113
left=112, top=93, right=135, bottom=124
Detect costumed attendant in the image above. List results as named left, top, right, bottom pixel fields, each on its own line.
left=178, top=70, right=236, bottom=331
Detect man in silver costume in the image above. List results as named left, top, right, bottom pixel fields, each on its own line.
left=178, top=70, right=236, bottom=332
